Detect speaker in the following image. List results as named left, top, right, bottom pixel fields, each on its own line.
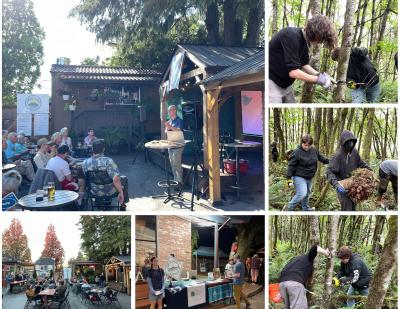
left=182, top=101, right=202, bottom=131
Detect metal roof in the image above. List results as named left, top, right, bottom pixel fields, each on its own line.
left=193, top=246, right=228, bottom=258
left=200, top=50, right=264, bottom=87
left=35, top=257, right=55, bottom=265
left=51, top=64, right=162, bottom=83
left=178, top=44, right=262, bottom=68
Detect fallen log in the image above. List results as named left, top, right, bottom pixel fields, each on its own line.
left=338, top=168, right=378, bottom=203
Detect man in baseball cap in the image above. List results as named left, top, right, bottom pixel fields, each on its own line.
left=34, top=138, right=51, bottom=169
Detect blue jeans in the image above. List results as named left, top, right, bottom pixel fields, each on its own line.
left=351, top=82, right=380, bottom=103
left=347, top=285, right=369, bottom=307
left=288, top=176, right=313, bottom=210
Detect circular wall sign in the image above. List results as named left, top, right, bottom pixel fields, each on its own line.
left=24, top=95, right=42, bottom=112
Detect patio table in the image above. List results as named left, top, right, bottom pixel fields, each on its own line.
left=222, top=140, right=262, bottom=199
left=18, top=190, right=79, bottom=211
left=38, top=288, right=56, bottom=308
left=145, top=140, right=185, bottom=204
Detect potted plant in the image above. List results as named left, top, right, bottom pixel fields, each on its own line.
left=89, top=89, right=100, bottom=101
left=64, top=97, right=77, bottom=111
left=57, top=88, right=71, bottom=101
left=102, top=126, right=122, bottom=154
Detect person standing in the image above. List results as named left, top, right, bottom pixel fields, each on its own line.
left=250, top=254, right=261, bottom=285
left=331, top=47, right=380, bottom=103
left=164, top=104, right=184, bottom=190
left=333, top=246, right=371, bottom=308
left=279, top=245, right=331, bottom=308
left=326, top=130, right=370, bottom=211
left=232, top=255, right=251, bottom=309
left=146, top=257, right=165, bottom=309
left=377, top=160, right=398, bottom=208
left=269, top=15, right=337, bottom=103
left=287, top=134, right=329, bottom=211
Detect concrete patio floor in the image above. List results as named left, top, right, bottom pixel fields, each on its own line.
left=112, top=154, right=265, bottom=212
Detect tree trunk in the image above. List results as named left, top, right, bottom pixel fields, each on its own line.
left=244, top=0, right=263, bottom=47
left=333, top=0, right=356, bottom=102
left=300, top=0, right=321, bottom=103
left=373, top=0, right=393, bottom=62
left=273, top=109, right=286, bottom=160
left=369, top=0, right=376, bottom=52
left=271, top=0, right=279, bottom=34
left=356, top=0, right=368, bottom=47
left=323, top=216, right=339, bottom=305
left=223, top=0, right=236, bottom=46
left=365, top=216, right=397, bottom=309
left=372, top=216, right=386, bottom=254
left=205, top=2, right=220, bottom=45
left=361, top=108, right=374, bottom=161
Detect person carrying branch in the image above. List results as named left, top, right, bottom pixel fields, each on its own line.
left=269, top=15, right=337, bottom=103
left=326, top=130, right=370, bottom=211
left=279, top=245, right=331, bottom=308
left=333, top=246, right=371, bottom=308
left=331, top=47, right=380, bottom=103
left=377, top=159, right=398, bottom=209
left=286, top=134, right=329, bottom=211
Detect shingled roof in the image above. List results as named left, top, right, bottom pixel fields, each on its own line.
left=50, top=65, right=162, bottom=83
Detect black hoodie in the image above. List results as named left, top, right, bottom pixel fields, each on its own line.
left=287, top=145, right=329, bottom=180
left=347, top=48, right=379, bottom=88
left=279, top=246, right=317, bottom=287
left=327, top=130, right=370, bottom=189
left=337, top=253, right=371, bottom=289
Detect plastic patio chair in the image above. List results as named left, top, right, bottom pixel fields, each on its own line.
left=84, top=170, right=120, bottom=211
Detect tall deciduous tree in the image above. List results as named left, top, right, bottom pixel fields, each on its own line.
left=79, top=216, right=131, bottom=263
left=2, top=218, right=32, bottom=262
left=365, top=216, right=397, bottom=309
left=2, top=0, right=45, bottom=105
left=333, top=0, right=356, bottom=102
left=361, top=108, right=375, bottom=161
left=323, top=216, right=339, bottom=304
left=41, top=224, right=65, bottom=270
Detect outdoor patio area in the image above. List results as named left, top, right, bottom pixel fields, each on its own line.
left=2, top=285, right=131, bottom=309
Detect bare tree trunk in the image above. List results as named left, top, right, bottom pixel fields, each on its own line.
left=373, top=0, right=393, bottom=62
left=361, top=108, right=375, bottom=161
left=356, top=0, right=368, bottom=46
left=333, top=0, right=356, bottom=102
left=323, top=216, right=339, bottom=305
left=365, top=216, right=397, bottom=309
left=244, top=0, right=263, bottom=46
left=223, top=0, right=236, bottom=45
left=271, top=0, right=279, bottom=34
left=273, top=108, right=286, bottom=160
left=372, top=216, right=386, bottom=254
left=205, top=2, right=220, bottom=44
left=300, top=0, right=321, bottom=103
left=369, top=0, right=376, bottom=53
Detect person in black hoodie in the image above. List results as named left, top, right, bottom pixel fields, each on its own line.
left=333, top=246, right=371, bottom=307
left=287, top=134, right=329, bottom=211
left=327, top=130, right=370, bottom=211
left=279, top=245, right=331, bottom=308
left=331, top=47, right=380, bottom=103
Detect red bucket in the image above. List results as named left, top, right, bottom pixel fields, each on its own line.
left=269, top=283, right=283, bottom=303
left=223, top=159, right=249, bottom=174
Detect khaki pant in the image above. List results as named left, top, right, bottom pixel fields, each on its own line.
left=268, top=79, right=296, bottom=103
left=233, top=284, right=249, bottom=309
left=168, top=148, right=183, bottom=183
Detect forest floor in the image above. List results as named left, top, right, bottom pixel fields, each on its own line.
left=268, top=159, right=396, bottom=211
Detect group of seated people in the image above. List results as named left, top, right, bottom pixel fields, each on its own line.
left=2, top=127, right=128, bottom=207
left=26, top=278, right=68, bottom=303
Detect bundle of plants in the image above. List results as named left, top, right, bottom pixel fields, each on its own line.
left=338, top=168, right=378, bottom=203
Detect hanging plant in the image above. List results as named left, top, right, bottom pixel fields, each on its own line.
left=64, top=97, right=77, bottom=111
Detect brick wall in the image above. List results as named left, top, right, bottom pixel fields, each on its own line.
left=157, top=216, right=192, bottom=274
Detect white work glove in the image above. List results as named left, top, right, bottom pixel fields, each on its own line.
left=316, top=73, right=332, bottom=89
left=317, top=246, right=331, bottom=257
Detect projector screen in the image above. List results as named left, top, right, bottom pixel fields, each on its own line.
left=241, top=91, right=263, bottom=136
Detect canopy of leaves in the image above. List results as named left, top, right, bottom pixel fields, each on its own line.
left=2, top=218, right=32, bottom=262
left=70, top=0, right=264, bottom=69
left=2, top=0, right=45, bottom=105
left=78, top=216, right=131, bottom=263
left=41, top=224, right=65, bottom=269
left=81, top=56, right=100, bottom=65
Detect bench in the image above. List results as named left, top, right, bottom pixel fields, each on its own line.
left=136, top=282, right=151, bottom=308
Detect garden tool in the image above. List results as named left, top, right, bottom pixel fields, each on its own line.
left=332, top=277, right=340, bottom=287
left=287, top=179, right=294, bottom=189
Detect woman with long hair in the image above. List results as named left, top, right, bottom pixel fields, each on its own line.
left=146, top=257, right=165, bottom=309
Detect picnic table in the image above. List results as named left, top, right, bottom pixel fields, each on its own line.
left=38, top=288, right=56, bottom=308
left=18, top=190, right=79, bottom=211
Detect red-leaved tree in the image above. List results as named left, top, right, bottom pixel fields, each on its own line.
left=41, top=224, right=65, bottom=271
left=2, top=218, right=32, bottom=262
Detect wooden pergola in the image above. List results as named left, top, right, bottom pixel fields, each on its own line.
left=199, top=50, right=265, bottom=203
left=105, top=256, right=131, bottom=295
left=160, top=45, right=264, bottom=205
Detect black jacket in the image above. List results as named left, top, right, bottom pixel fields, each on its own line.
left=279, top=246, right=317, bottom=287
left=337, top=253, right=371, bottom=289
left=287, top=146, right=329, bottom=180
left=327, top=130, right=370, bottom=188
left=347, top=48, right=379, bottom=88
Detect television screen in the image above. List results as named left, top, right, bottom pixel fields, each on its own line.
left=241, top=91, right=263, bottom=136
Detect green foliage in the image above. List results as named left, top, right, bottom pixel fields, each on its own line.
left=102, top=126, right=122, bottom=150
left=2, top=0, right=45, bottom=105
left=269, top=242, right=295, bottom=283
left=191, top=229, right=200, bottom=252
left=81, top=56, right=100, bottom=65
left=78, top=216, right=131, bottom=263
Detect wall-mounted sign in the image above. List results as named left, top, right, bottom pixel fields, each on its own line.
left=17, top=94, right=49, bottom=114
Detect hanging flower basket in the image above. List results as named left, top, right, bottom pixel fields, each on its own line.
left=68, top=104, right=76, bottom=111
left=62, top=94, right=70, bottom=101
